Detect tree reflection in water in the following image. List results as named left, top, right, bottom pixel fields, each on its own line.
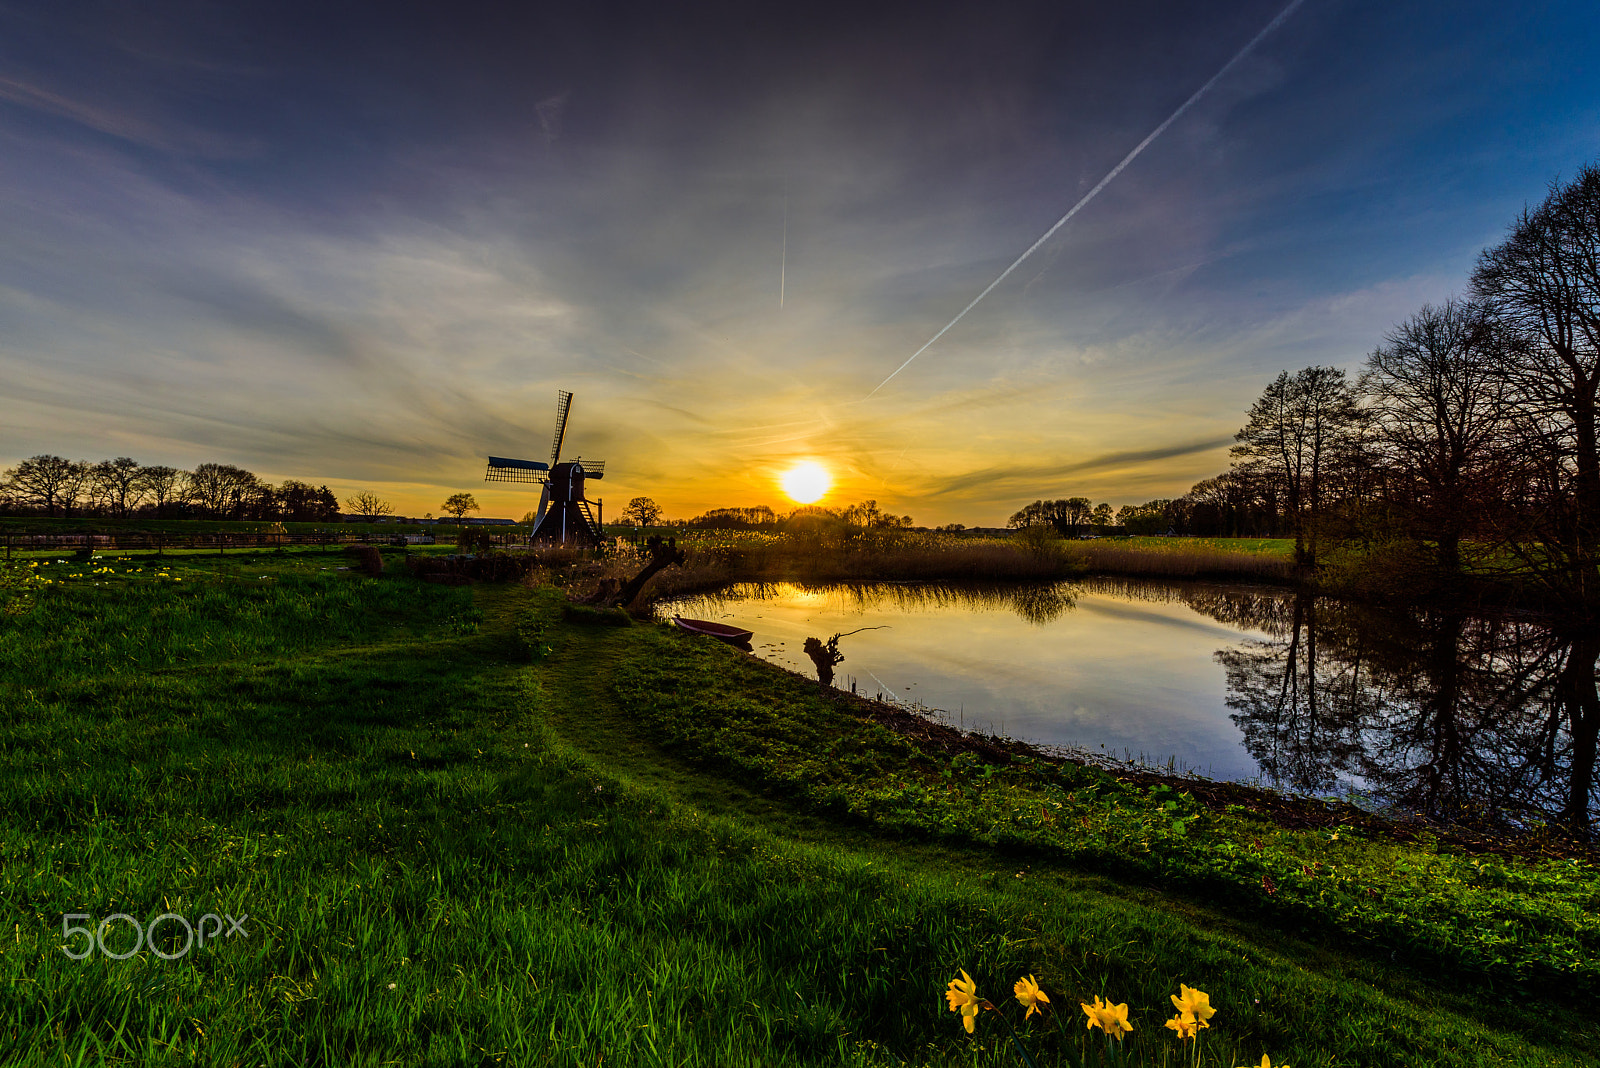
left=1205, top=589, right=1595, bottom=829
left=671, top=576, right=1598, bottom=829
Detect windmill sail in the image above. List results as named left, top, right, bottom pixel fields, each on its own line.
left=550, top=390, right=572, bottom=468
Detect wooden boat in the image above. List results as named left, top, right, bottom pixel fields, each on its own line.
left=670, top=615, right=754, bottom=644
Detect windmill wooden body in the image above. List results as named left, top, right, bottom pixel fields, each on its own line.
left=484, top=390, right=606, bottom=545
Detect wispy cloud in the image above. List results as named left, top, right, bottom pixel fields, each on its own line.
left=0, top=74, right=259, bottom=157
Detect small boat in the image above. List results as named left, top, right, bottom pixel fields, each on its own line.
left=670, top=615, right=754, bottom=645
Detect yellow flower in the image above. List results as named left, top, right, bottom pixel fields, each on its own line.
left=946, top=970, right=982, bottom=1033
left=1170, top=984, right=1216, bottom=1027
left=1014, top=975, right=1050, bottom=1020
left=1237, top=1058, right=1287, bottom=1068
left=1080, top=996, right=1133, bottom=1040
left=1165, top=1014, right=1199, bottom=1040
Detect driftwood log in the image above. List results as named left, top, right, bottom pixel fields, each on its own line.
left=608, top=536, right=686, bottom=607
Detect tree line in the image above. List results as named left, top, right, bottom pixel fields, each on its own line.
left=0, top=456, right=343, bottom=522
left=1021, top=162, right=1600, bottom=611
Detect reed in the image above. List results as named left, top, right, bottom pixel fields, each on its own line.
left=1067, top=541, right=1295, bottom=581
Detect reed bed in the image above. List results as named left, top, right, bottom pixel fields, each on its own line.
left=594, top=533, right=1295, bottom=606
left=1068, top=541, right=1295, bottom=581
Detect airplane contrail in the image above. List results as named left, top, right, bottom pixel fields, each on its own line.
left=865, top=0, right=1308, bottom=398
left=780, top=178, right=788, bottom=309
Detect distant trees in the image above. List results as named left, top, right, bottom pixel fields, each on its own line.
left=0, top=455, right=340, bottom=521
left=840, top=499, right=913, bottom=531
left=91, top=457, right=144, bottom=518
left=188, top=463, right=261, bottom=520
left=3, top=456, right=88, bottom=517
left=441, top=493, right=479, bottom=523
left=1007, top=497, right=1098, bottom=536
left=345, top=491, right=396, bottom=523
left=622, top=496, right=663, bottom=526
left=276, top=480, right=340, bottom=522
left=688, top=505, right=782, bottom=530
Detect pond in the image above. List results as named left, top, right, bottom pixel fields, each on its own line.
left=658, top=578, right=1599, bottom=826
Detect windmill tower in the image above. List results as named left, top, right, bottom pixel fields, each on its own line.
left=484, top=390, right=607, bottom=545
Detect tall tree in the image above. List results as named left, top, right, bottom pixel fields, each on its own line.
left=91, top=457, right=146, bottom=518
left=3, top=455, right=88, bottom=516
left=1472, top=163, right=1600, bottom=829
left=136, top=465, right=185, bottom=517
left=187, top=464, right=260, bottom=519
left=1231, top=367, right=1363, bottom=567
left=1362, top=299, right=1508, bottom=574
left=1472, top=163, right=1600, bottom=614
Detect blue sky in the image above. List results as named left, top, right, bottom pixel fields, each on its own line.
left=1, top=0, right=1596, bottom=522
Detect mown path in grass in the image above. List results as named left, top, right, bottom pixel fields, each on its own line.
left=2, top=561, right=1595, bottom=1066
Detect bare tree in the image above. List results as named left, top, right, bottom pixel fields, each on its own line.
left=1231, top=367, right=1364, bottom=567
left=91, top=457, right=146, bottom=518
left=136, top=465, right=185, bottom=516
left=3, top=455, right=90, bottom=516
left=1471, top=163, right=1600, bottom=829
left=187, top=464, right=259, bottom=519
left=1362, top=299, right=1510, bottom=574
left=1472, top=164, right=1600, bottom=611
left=345, top=491, right=396, bottom=523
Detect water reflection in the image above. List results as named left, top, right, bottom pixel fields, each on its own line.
left=1208, top=590, right=1596, bottom=828
left=691, top=581, right=1077, bottom=626
left=661, top=578, right=1599, bottom=826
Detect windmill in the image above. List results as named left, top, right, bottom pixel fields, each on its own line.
left=484, top=390, right=607, bottom=545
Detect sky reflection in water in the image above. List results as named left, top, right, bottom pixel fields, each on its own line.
left=661, top=578, right=1275, bottom=782
left=661, top=578, right=1595, bottom=824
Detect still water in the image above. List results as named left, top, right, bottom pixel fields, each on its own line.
left=659, top=578, right=1596, bottom=824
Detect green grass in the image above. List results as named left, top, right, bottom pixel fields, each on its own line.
left=608, top=617, right=1600, bottom=999
left=2, top=561, right=1596, bottom=1065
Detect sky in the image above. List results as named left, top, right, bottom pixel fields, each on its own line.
left=1, top=0, right=1597, bottom=525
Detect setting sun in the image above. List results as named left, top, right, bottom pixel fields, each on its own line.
left=780, top=461, right=832, bottom=504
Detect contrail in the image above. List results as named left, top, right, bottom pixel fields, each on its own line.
left=866, top=0, right=1308, bottom=398
left=780, top=178, right=788, bottom=309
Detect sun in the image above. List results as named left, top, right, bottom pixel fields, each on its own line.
left=780, top=461, right=832, bottom=504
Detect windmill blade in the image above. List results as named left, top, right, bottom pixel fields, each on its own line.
left=534, top=481, right=552, bottom=527
left=485, top=456, right=550, bottom=484
left=550, top=390, right=573, bottom=468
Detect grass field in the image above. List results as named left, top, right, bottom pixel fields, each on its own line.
left=3, top=550, right=1595, bottom=1065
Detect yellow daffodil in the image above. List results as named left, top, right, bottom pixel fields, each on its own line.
left=946, top=970, right=982, bottom=1033
left=1165, top=1014, right=1199, bottom=1040
left=1013, top=975, right=1049, bottom=1020
left=1170, top=984, right=1216, bottom=1028
left=1237, top=1057, right=1287, bottom=1068
left=1080, top=996, right=1133, bottom=1040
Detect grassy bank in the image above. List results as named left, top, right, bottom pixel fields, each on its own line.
left=3, top=557, right=1596, bottom=1065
